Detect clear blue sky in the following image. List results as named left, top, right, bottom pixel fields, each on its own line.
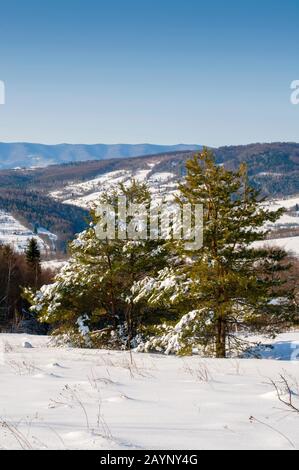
left=0, top=0, right=298, bottom=146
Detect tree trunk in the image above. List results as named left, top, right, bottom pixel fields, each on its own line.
left=125, top=303, right=133, bottom=364
left=216, top=317, right=227, bottom=358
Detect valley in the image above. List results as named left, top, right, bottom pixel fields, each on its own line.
left=1, top=142, right=299, bottom=257
left=0, top=211, right=55, bottom=254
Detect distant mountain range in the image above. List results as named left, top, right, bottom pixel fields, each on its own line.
left=0, top=143, right=202, bottom=169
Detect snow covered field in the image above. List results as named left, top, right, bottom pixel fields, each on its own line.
left=50, top=164, right=178, bottom=209
left=0, top=333, right=299, bottom=450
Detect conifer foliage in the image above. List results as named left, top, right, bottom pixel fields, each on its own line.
left=26, top=151, right=297, bottom=356
left=132, top=149, right=295, bottom=357
left=25, top=238, right=42, bottom=289
left=26, top=181, right=169, bottom=348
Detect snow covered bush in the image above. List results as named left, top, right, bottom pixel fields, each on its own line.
left=136, top=310, right=214, bottom=356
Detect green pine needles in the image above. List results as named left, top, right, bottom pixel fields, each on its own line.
left=25, top=149, right=297, bottom=357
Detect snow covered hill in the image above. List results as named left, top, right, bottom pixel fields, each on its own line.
left=0, top=332, right=298, bottom=450
left=0, top=211, right=57, bottom=253
left=50, top=164, right=299, bottom=256
left=50, top=161, right=179, bottom=209
left=258, top=196, right=299, bottom=256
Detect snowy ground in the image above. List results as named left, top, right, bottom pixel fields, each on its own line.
left=41, top=260, right=67, bottom=271
left=254, top=236, right=299, bottom=257
left=258, top=196, right=299, bottom=256
left=0, top=333, right=299, bottom=450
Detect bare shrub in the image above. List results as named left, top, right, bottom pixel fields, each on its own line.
left=8, top=359, right=40, bottom=376
left=0, top=419, right=33, bottom=450
left=49, top=381, right=112, bottom=440
left=249, top=415, right=295, bottom=449
left=3, top=341, right=13, bottom=353
left=183, top=360, right=212, bottom=382
left=270, top=373, right=299, bottom=414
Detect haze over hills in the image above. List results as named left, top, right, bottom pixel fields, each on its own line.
left=0, top=143, right=202, bottom=169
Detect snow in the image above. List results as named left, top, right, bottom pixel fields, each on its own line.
left=0, top=332, right=299, bottom=450
left=265, top=196, right=299, bottom=229
left=41, top=260, right=67, bottom=271
left=272, top=213, right=299, bottom=227
left=267, top=195, right=299, bottom=210
left=254, top=236, right=299, bottom=256
left=251, top=194, right=299, bottom=256
left=50, top=170, right=131, bottom=208
left=243, top=331, right=299, bottom=361
left=50, top=166, right=177, bottom=209
left=51, top=170, right=130, bottom=198
left=0, top=211, right=54, bottom=253
left=134, top=169, right=152, bottom=182
left=22, top=341, right=33, bottom=349
left=148, top=172, right=175, bottom=183
left=37, top=227, right=58, bottom=241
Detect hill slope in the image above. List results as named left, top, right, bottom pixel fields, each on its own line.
left=1, top=143, right=299, bottom=253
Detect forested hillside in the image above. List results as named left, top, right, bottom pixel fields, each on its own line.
left=0, top=189, right=88, bottom=252
left=214, top=143, right=299, bottom=196
left=1, top=142, right=298, bottom=196
left=0, top=143, right=299, bottom=251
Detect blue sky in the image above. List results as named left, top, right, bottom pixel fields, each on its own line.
left=0, top=0, right=299, bottom=146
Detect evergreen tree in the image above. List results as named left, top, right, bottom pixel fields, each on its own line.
left=25, top=153, right=296, bottom=355
left=25, top=238, right=41, bottom=288
left=132, top=149, right=294, bottom=357
left=25, top=181, right=169, bottom=348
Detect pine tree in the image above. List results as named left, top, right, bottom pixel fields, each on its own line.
left=132, top=149, right=294, bottom=357
left=177, top=149, right=293, bottom=357
left=25, top=238, right=41, bottom=288
left=25, top=181, right=169, bottom=348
